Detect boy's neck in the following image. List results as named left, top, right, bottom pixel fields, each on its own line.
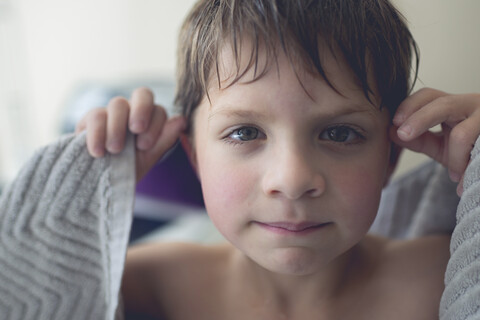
left=230, top=240, right=373, bottom=316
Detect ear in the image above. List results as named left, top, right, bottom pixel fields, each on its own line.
left=384, top=142, right=403, bottom=187
left=180, top=133, right=199, bottom=177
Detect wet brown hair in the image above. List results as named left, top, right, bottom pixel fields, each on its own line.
left=174, top=0, right=419, bottom=131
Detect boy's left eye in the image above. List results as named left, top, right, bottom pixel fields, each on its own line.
left=320, top=126, right=362, bottom=143
left=229, top=126, right=260, bottom=141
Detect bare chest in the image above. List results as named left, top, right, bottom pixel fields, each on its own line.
left=161, top=286, right=438, bottom=320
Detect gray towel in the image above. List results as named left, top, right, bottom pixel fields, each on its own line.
left=440, top=136, right=480, bottom=319
left=370, top=160, right=459, bottom=239
left=0, top=131, right=479, bottom=319
left=0, top=132, right=135, bottom=320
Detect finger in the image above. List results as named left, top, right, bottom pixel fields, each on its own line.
left=136, top=106, right=168, bottom=151
left=136, top=116, right=186, bottom=181
left=105, top=97, right=130, bottom=154
left=75, top=116, right=87, bottom=134
left=447, top=114, right=480, bottom=179
left=396, top=95, right=477, bottom=142
left=391, top=127, right=446, bottom=165
left=149, top=116, right=186, bottom=156
left=456, top=160, right=469, bottom=196
left=393, top=88, right=448, bottom=126
left=457, top=174, right=464, bottom=197
left=86, top=109, right=107, bottom=158
left=457, top=156, right=474, bottom=196
left=129, top=87, right=155, bottom=133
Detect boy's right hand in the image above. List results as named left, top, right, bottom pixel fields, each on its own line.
left=75, top=87, right=186, bottom=182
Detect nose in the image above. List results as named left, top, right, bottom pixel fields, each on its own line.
left=262, top=145, right=326, bottom=200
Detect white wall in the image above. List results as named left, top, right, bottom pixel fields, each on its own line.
left=17, top=0, right=198, bottom=140
left=1, top=0, right=479, bottom=183
left=393, top=0, right=480, bottom=176
left=0, top=0, right=198, bottom=183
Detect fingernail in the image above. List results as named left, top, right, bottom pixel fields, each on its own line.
left=107, top=140, right=121, bottom=153
left=397, top=124, right=412, bottom=139
left=93, top=146, right=104, bottom=158
left=457, top=183, right=464, bottom=197
left=130, top=121, right=145, bottom=133
left=449, top=171, right=461, bottom=183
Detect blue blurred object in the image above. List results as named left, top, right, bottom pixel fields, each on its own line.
left=61, top=79, right=177, bottom=133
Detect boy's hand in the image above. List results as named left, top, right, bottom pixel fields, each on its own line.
left=391, top=88, right=480, bottom=196
left=75, top=87, right=186, bottom=182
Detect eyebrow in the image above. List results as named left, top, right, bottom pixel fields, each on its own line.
left=208, top=107, right=269, bottom=122
left=208, top=103, right=378, bottom=123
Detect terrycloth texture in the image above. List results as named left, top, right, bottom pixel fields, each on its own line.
left=440, top=135, right=480, bottom=320
left=0, top=132, right=135, bottom=320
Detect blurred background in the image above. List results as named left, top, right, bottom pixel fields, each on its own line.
left=0, top=0, right=479, bottom=229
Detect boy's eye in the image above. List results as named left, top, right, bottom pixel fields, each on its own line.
left=320, top=126, right=361, bottom=143
left=230, top=126, right=260, bottom=141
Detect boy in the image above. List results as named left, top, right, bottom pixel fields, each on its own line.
left=77, top=0, right=480, bottom=319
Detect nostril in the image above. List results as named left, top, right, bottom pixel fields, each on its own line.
left=307, top=187, right=323, bottom=198
left=307, top=176, right=326, bottom=198
left=261, top=153, right=326, bottom=199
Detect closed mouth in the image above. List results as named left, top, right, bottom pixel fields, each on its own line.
left=254, top=221, right=330, bottom=234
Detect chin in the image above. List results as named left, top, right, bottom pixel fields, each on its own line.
left=259, top=247, right=328, bottom=276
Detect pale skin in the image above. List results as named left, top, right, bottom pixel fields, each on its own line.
left=77, top=46, right=480, bottom=319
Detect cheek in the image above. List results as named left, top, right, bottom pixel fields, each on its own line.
left=332, top=146, right=390, bottom=231
left=197, top=154, right=257, bottom=232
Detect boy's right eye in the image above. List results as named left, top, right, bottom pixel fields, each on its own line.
left=229, top=126, right=260, bottom=141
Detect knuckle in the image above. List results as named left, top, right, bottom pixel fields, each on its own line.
left=108, top=96, right=130, bottom=110
left=417, top=87, right=447, bottom=101
left=417, top=87, right=432, bottom=95
left=74, top=124, right=84, bottom=133
left=86, top=106, right=104, bottom=116
left=471, top=93, right=480, bottom=106
left=436, top=94, right=455, bottom=107
left=416, top=87, right=436, bottom=99
left=131, top=88, right=155, bottom=113
left=450, top=126, right=471, bottom=146
left=88, top=108, right=107, bottom=123
left=133, top=87, right=153, bottom=97
left=155, top=105, right=168, bottom=119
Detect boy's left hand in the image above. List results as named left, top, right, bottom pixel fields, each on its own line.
left=390, top=88, right=480, bottom=196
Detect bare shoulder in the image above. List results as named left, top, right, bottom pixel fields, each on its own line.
left=362, top=234, right=450, bottom=285
left=361, top=234, right=450, bottom=318
left=382, top=234, right=450, bottom=278
left=122, top=241, right=233, bottom=317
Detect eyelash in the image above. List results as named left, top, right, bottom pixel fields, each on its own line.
left=319, top=125, right=366, bottom=145
left=223, top=126, right=264, bottom=146
left=222, top=124, right=366, bottom=146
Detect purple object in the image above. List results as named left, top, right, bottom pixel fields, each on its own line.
left=135, top=143, right=204, bottom=208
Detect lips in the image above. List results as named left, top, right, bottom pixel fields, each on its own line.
left=254, top=221, right=330, bottom=234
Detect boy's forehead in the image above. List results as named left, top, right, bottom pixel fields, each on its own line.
left=211, top=39, right=382, bottom=112
left=214, top=39, right=269, bottom=87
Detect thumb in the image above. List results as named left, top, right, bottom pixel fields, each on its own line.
left=389, top=126, right=446, bottom=165
left=149, top=115, right=187, bottom=156
left=136, top=116, right=187, bottom=181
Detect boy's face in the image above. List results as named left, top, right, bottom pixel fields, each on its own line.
left=186, top=43, right=393, bottom=275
